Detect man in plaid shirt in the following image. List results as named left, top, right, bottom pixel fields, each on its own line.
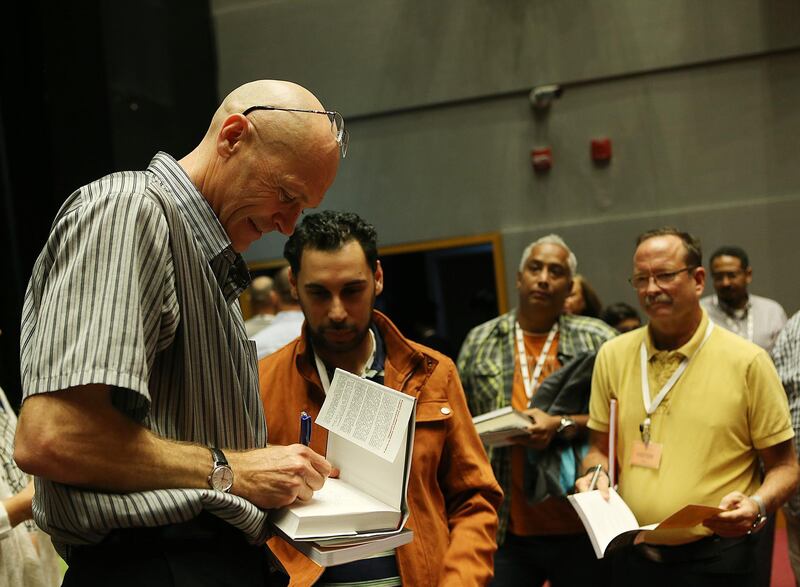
left=772, top=310, right=800, bottom=585
left=457, top=234, right=616, bottom=587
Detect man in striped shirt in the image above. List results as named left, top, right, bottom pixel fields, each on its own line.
left=772, top=312, right=800, bottom=585
left=14, top=80, right=345, bottom=586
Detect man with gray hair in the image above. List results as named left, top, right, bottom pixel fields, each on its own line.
left=458, top=234, right=616, bottom=586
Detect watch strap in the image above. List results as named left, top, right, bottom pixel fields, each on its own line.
left=209, top=447, right=228, bottom=467
left=750, top=494, right=767, bottom=526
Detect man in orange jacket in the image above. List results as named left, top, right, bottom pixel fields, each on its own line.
left=259, top=210, right=503, bottom=586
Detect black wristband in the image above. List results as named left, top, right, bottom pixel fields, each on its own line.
left=583, top=464, right=607, bottom=477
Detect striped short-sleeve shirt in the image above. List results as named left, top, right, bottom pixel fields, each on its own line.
left=20, top=152, right=269, bottom=559
left=772, top=311, right=800, bottom=515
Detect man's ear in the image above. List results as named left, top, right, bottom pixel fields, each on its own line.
left=216, top=114, right=250, bottom=158
left=374, top=260, right=384, bottom=296
left=693, top=266, right=706, bottom=294
left=745, top=267, right=753, bottom=285
left=288, top=267, right=299, bottom=299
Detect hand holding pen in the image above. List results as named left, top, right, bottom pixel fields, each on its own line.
left=299, top=411, right=312, bottom=446
left=575, top=463, right=611, bottom=500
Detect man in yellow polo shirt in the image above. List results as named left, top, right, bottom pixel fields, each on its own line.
left=576, top=227, right=799, bottom=586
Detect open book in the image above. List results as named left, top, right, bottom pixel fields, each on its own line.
left=472, top=406, right=533, bottom=446
left=567, top=489, right=724, bottom=559
left=271, top=369, right=417, bottom=541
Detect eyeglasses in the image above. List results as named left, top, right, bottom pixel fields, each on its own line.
left=628, top=266, right=696, bottom=290
left=242, top=105, right=349, bottom=158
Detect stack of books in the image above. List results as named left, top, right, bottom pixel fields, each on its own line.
left=271, top=369, right=417, bottom=566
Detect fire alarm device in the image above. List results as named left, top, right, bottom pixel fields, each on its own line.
left=531, top=147, right=553, bottom=171
left=591, top=138, right=612, bottom=162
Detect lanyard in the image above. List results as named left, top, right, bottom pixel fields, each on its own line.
left=515, top=321, right=558, bottom=400
left=314, top=330, right=376, bottom=394
left=640, top=321, right=714, bottom=416
left=713, top=295, right=753, bottom=342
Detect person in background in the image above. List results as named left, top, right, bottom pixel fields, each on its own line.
left=578, top=227, right=798, bottom=587
left=253, top=265, right=305, bottom=359
left=1, top=385, right=61, bottom=587
left=771, top=311, right=800, bottom=587
left=244, top=275, right=277, bottom=337
left=14, top=79, right=344, bottom=586
left=600, top=302, right=642, bottom=334
left=700, top=245, right=787, bottom=351
left=458, top=234, right=616, bottom=587
left=259, top=211, right=502, bottom=586
left=699, top=245, right=789, bottom=584
left=564, top=274, right=603, bottom=318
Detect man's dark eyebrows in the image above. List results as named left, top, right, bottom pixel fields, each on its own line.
left=303, top=282, right=328, bottom=291
left=303, top=279, right=368, bottom=289
left=341, top=279, right=369, bottom=288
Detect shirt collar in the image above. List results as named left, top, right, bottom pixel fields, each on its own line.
left=146, top=152, right=251, bottom=302
left=645, top=308, right=710, bottom=360
left=315, top=323, right=387, bottom=385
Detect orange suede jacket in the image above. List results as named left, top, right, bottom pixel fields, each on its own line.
left=258, top=311, right=503, bottom=586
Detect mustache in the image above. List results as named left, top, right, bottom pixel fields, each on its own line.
left=644, top=293, right=672, bottom=307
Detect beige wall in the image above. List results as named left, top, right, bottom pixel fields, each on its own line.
left=213, top=0, right=800, bottom=314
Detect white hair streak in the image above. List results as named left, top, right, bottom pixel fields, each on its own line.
left=518, top=234, right=578, bottom=275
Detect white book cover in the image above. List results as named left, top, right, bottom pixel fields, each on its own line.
left=568, top=489, right=724, bottom=559
left=472, top=406, right=533, bottom=446
left=272, top=369, right=416, bottom=541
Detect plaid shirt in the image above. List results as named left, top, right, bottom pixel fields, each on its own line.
left=457, top=310, right=617, bottom=542
left=771, top=310, right=800, bottom=515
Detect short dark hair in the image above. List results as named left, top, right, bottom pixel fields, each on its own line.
left=709, top=245, right=749, bottom=270
left=636, top=227, right=702, bottom=268
left=284, top=210, right=379, bottom=275
left=600, top=302, right=640, bottom=328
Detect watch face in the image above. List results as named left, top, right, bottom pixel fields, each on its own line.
left=211, top=466, right=234, bottom=492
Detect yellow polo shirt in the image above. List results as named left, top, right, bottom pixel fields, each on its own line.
left=588, top=310, right=793, bottom=544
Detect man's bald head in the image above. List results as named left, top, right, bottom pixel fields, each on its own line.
left=180, top=80, right=342, bottom=252
left=204, top=81, right=332, bottom=151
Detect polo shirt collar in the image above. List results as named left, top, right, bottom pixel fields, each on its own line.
left=645, top=308, right=710, bottom=360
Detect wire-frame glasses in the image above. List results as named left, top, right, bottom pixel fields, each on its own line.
left=242, top=105, right=349, bottom=158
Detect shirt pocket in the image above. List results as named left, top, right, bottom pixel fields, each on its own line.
left=413, top=400, right=454, bottom=474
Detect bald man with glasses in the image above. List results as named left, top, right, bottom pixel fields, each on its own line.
left=15, top=80, right=345, bottom=586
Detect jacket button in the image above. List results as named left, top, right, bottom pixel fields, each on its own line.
left=440, top=406, right=451, bottom=415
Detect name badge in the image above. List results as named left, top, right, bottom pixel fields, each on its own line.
left=630, top=440, right=663, bottom=469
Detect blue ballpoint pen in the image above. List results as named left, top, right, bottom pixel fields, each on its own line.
left=299, top=411, right=312, bottom=446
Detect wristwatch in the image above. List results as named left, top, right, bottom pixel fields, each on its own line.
left=207, top=447, right=234, bottom=493
left=556, top=416, right=577, bottom=440
left=750, top=494, right=768, bottom=532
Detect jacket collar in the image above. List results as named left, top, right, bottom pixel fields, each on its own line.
left=293, top=310, right=432, bottom=394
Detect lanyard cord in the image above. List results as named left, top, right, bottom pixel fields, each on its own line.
left=640, top=321, right=714, bottom=416
left=515, top=321, right=559, bottom=400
